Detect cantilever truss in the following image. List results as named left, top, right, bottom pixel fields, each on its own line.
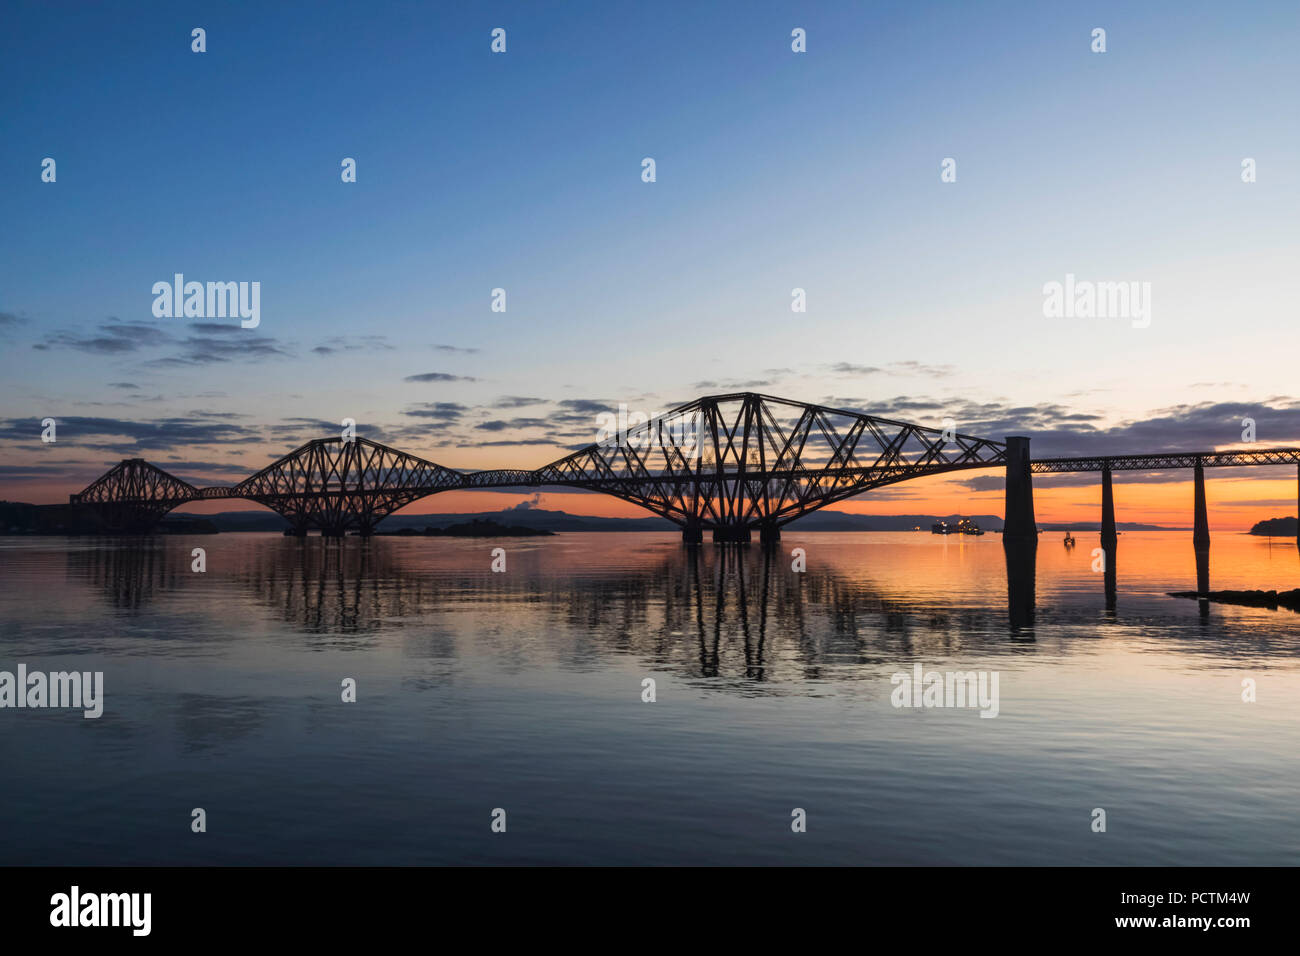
left=523, top=393, right=1007, bottom=537
left=223, top=437, right=463, bottom=534
left=71, top=459, right=198, bottom=532
left=71, top=396, right=1011, bottom=536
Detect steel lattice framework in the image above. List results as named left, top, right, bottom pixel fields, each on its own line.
left=220, top=437, right=463, bottom=535
left=1032, top=448, right=1300, bottom=473
left=67, top=393, right=1300, bottom=537
left=71, top=459, right=200, bottom=532
left=518, top=393, right=1007, bottom=540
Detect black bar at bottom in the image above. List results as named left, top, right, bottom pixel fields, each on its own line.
left=0, top=866, right=1283, bottom=942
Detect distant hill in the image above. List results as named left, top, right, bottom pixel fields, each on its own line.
left=790, top=512, right=1004, bottom=531
left=0, top=501, right=1187, bottom=535
left=175, top=509, right=1177, bottom=534
left=164, top=508, right=676, bottom=533
left=1249, top=516, right=1298, bottom=536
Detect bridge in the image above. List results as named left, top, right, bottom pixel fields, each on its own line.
left=69, top=392, right=1300, bottom=547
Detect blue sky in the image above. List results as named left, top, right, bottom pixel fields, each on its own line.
left=2, top=0, right=1298, bottom=520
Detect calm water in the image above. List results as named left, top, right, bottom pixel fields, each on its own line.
left=1, top=530, right=1298, bottom=866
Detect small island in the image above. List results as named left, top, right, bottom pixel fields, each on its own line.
left=1248, top=516, right=1298, bottom=536
left=379, top=518, right=554, bottom=538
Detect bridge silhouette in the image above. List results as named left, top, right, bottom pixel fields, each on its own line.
left=70, top=392, right=1300, bottom=547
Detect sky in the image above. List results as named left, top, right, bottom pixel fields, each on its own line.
left=2, top=0, right=1298, bottom=529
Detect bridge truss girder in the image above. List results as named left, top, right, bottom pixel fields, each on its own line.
left=69, top=459, right=198, bottom=532
left=230, top=438, right=463, bottom=534
left=530, top=393, right=1006, bottom=534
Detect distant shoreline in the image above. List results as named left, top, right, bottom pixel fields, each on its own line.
left=0, top=501, right=1203, bottom=535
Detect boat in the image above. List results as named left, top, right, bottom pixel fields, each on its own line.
left=931, top=521, right=950, bottom=534
left=1063, top=531, right=1076, bottom=546
left=957, top=518, right=984, bottom=536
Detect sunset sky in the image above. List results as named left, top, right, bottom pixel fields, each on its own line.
left=2, top=1, right=1298, bottom=529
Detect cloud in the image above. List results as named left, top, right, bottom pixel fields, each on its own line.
left=455, top=438, right=559, bottom=447
left=403, top=403, right=468, bottom=421
left=691, top=379, right=773, bottom=391
left=433, top=344, right=480, bottom=354
left=889, top=360, right=955, bottom=378
left=554, top=399, right=615, bottom=417
left=476, top=418, right=550, bottom=432
left=33, top=318, right=290, bottom=365
left=493, top=396, right=546, bottom=408
left=310, top=335, right=394, bottom=355
left=108, top=382, right=140, bottom=390
left=0, top=415, right=260, bottom=452
left=404, top=372, right=478, bottom=383
left=36, top=319, right=174, bottom=354
left=828, top=361, right=952, bottom=378
left=150, top=332, right=289, bottom=365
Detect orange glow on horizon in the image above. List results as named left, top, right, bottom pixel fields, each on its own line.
left=6, top=470, right=1297, bottom=533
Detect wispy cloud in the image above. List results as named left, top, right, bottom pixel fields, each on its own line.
left=404, top=372, right=479, bottom=383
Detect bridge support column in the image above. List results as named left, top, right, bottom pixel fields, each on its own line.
left=712, top=525, right=751, bottom=544
left=1193, top=459, right=1210, bottom=594
left=1193, top=460, right=1210, bottom=549
left=1295, top=463, right=1298, bottom=549
left=1002, top=436, right=1037, bottom=546
left=758, top=523, right=781, bottom=545
left=682, top=523, right=703, bottom=545
left=1101, top=465, right=1117, bottom=606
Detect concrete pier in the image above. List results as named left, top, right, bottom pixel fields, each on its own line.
left=1100, top=465, right=1117, bottom=551
left=1193, top=460, right=1210, bottom=549
left=1002, top=436, right=1037, bottom=545
left=682, top=524, right=703, bottom=545
left=1101, top=465, right=1117, bottom=606
left=1193, top=459, right=1210, bottom=595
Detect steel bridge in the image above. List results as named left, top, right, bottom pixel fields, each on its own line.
left=68, top=392, right=1300, bottom=544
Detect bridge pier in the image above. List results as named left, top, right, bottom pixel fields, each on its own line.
left=712, top=525, right=752, bottom=544
left=682, top=524, right=703, bottom=546
left=1101, top=465, right=1117, bottom=605
left=1193, top=459, right=1210, bottom=594
left=1193, top=459, right=1210, bottom=549
left=1002, top=436, right=1037, bottom=545
left=758, top=522, right=781, bottom=545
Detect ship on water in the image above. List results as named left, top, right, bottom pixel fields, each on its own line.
left=931, top=518, right=984, bottom=535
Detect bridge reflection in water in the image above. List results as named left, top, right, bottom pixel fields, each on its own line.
left=61, top=528, right=1265, bottom=684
